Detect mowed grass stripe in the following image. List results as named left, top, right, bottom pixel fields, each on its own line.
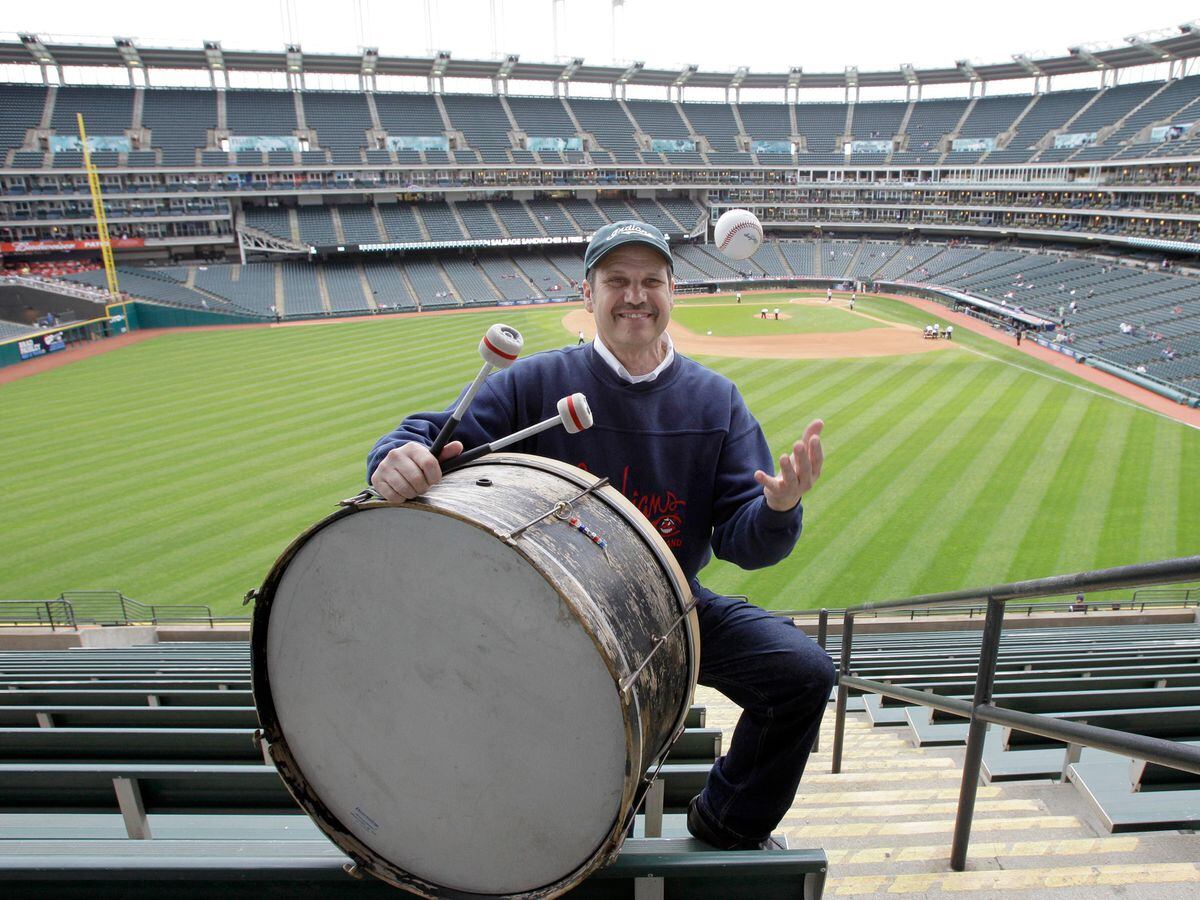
left=850, top=365, right=1027, bottom=600
left=703, top=356, right=984, bottom=598
left=873, top=376, right=1060, bottom=602
left=1010, top=397, right=1115, bottom=578
left=964, top=388, right=1094, bottom=587
left=770, top=362, right=1012, bottom=604
left=919, top=377, right=1062, bottom=591
left=1097, top=413, right=1156, bottom=566
left=1178, top=427, right=1200, bottom=556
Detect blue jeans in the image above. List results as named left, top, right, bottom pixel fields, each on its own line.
left=693, top=591, right=837, bottom=842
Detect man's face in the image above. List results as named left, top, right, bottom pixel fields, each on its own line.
left=582, top=244, right=674, bottom=359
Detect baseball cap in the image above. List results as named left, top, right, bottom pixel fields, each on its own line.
left=583, top=220, right=673, bottom=274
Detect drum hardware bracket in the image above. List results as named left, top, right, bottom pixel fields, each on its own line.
left=618, top=596, right=699, bottom=695
left=499, top=477, right=611, bottom=543
left=342, top=862, right=365, bottom=880
left=340, top=487, right=385, bottom=507
left=242, top=588, right=258, bottom=607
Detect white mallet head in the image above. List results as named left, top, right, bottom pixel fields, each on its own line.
left=557, top=392, right=593, bottom=434
left=479, top=323, right=524, bottom=369
left=714, top=209, right=764, bottom=261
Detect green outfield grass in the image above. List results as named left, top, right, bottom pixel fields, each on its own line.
left=671, top=303, right=882, bottom=336
left=2, top=298, right=1196, bottom=616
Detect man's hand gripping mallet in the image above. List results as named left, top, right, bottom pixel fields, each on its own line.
left=441, top=393, right=593, bottom=474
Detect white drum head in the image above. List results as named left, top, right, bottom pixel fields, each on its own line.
left=265, top=506, right=628, bottom=894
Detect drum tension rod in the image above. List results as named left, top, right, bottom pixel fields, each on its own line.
left=499, top=477, right=611, bottom=541
left=618, top=597, right=700, bottom=694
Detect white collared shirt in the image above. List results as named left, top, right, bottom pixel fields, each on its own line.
left=592, top=333, right=675, bottom=384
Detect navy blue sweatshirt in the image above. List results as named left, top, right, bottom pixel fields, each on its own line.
left=367, top=344, right=803, bottom=598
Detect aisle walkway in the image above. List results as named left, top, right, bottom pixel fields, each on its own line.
left=696, top=685, right=1200, bottom=899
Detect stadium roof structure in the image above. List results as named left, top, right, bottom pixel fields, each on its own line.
left=3, top=24, right=1200, bottom=91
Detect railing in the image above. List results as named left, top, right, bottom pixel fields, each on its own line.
left=828, top=555, right=1200, bottom=872
left=779, top=592, right=1200, bottom=622
left=0, top=592, right=238, bottom=629
left=0, top=599, right=76, bottom=630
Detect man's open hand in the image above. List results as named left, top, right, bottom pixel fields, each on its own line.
left=754, top=419, right=824, bottom=512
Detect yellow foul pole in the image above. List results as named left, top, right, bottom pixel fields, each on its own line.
left=77, top=112, right=122, bottom=304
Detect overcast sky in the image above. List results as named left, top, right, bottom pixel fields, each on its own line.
left=4, top=1, right=1198, bottom=99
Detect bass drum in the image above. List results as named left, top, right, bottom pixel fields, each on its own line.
left=250, top=453, right=699, bottom=898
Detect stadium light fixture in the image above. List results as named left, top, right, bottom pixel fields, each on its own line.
left=616, top=60, right=643, bottom=84
left=360, top=47, right=378, bottom=76
left=1012, top=54, right=1043, bottom=76
left=114, top=37, right=142, bottom=69
left=844, top=66, right=858, bottom=103
left=558, top=57, right=583, bottom=82
left=1124, top=33, right=1173, bottom=61
left=431, top=50, right=451, bottom=77
left=674, top=64, right=698, bottom=88
left=1068, top=45, right=1108, bottom=70
left=19, top=33, right=55, bottom=67
left=498, top=53, right=519, bottom=79
left=286, top=44, right=303, bottom=73
left=203, top=40, right=224, bottom=70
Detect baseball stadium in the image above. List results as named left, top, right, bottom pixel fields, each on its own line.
left=1, top=2, right=1199, bottom=896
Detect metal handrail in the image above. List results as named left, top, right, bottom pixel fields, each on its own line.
left=830, top=554, right=1200, bottom=872
left=779, top=594, right=1199, bottom=620
left=0, top=595, right=229, bottom=629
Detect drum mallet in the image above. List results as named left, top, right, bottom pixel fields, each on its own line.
left=428, top=323, right=524, bottom=458
left=441, top=393, right=593, bottom=474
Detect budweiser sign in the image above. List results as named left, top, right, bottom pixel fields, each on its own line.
left=0, top=238, right=146, bottom=253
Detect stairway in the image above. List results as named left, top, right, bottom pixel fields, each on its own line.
left=699, top=685, right=1200, bottom=899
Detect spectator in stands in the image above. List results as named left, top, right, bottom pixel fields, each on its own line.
left=368, top=220, right=833, bottom=853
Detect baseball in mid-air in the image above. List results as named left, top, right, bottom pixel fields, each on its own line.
left=714, top=209, right=764, bottom=260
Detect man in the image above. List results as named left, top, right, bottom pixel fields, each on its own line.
left=736, top=290, right=742, bottom=304
left=368, top=220, right=834, bottom=851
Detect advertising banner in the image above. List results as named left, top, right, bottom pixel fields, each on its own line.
left=527, top=137, right=583, bottom=151
left=1151, top=123, right=1192, bottom=143
left=386, top=135, right=450, bottom=151
left=951, top=137, right=994, bottom=152
left=752, top=140, right=793, bottom=154
left=228, top=136, right=302, bottom=152
left=18, top=331, right=66, bottom=360
left=0, top=238, right=146, bottom=253
left=1053, top=132, right=1097, bottom=149
left=650, top=139, right=696, bottom=153
left=844, top=140, right=892, bottom=154
left=49, top=135, right=132, bottom=153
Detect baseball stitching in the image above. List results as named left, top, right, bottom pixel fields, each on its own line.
left=719, top=220, right=762, bottom=251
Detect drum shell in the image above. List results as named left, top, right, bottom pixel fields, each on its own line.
left=251, top=454, right=697, bottom=898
